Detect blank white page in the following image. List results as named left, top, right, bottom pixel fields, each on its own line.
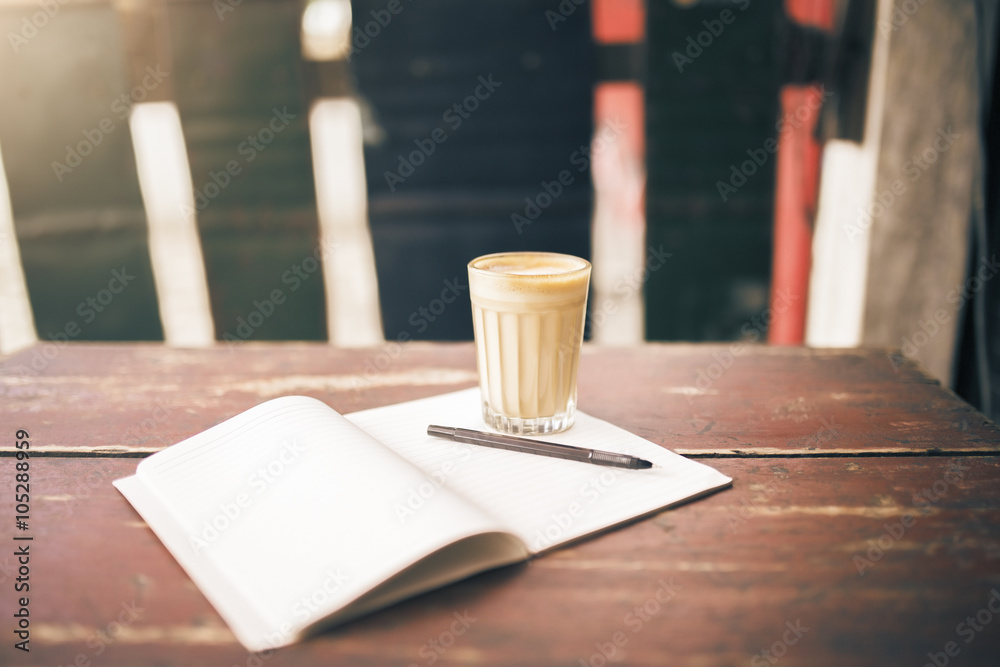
left=346, top=389, right=732, bottom=553
left=115, top=396, right=510, bottom=651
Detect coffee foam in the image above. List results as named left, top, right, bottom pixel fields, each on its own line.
left=468, top=252, right=590, bottom=305
left=474, top=253, right=588, bottom=276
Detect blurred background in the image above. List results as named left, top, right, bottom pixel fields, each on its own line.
left=0, top=0, right=997, bottom=418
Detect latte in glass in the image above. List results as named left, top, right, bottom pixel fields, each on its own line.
left=468, top=252, right=591, bottom=434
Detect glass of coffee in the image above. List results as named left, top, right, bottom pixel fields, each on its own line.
left=468, top=251, right=591, bottom=435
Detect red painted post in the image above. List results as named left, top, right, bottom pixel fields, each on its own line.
left=768, top=0, right=834, bottom=344
left=591, top=0, right=645, bottom=181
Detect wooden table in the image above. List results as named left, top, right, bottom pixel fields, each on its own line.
left=1, top=342, right=999, bottom=667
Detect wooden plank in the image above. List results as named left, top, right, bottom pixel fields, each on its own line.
left=861, top=0, right=979, bottom=385
left=576, top=345, right=1000, bottom=456
left=0, top=343, right=998, bottom=455
left=0, top=342, right=480, bottom=453
left=1, top=456, right=997, bottom=666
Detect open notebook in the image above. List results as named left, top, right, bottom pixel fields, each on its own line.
left=114, top=388, right=731, bottom=651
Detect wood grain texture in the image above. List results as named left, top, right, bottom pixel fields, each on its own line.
left=0, top=456, right=998, bottom=667
left=0, top=343, right=997, bottom=455
left=861, top=0, right=979, bottom=384
left=1, top=343, right=998, bottom=666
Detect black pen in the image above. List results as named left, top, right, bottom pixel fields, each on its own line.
left=427, top=425, right=653, bottom=470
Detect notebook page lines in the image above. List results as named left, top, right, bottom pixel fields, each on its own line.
left=141, top=399, right=385, bottom=515
left=348, top=406, right=659, bottom=536
left=346, top=389, right=733, bottom=549
left=147, top=409, right=334, bottom=491
left=147, top=400, right=324, bottom=475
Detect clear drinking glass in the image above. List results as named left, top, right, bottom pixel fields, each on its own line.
left=468, top=252, right=591, bottom=434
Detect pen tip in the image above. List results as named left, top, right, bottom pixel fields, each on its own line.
left=636, top=459, right=653, bottom=469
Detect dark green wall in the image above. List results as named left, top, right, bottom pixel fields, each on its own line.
left=645, top=0, right=780, bottom=341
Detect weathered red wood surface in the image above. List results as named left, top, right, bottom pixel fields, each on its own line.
left=1, top=343, right=999, bottom=666
left=1, top=343, right=997, bottom=455
left=0, top=457, right=998, bottom=667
